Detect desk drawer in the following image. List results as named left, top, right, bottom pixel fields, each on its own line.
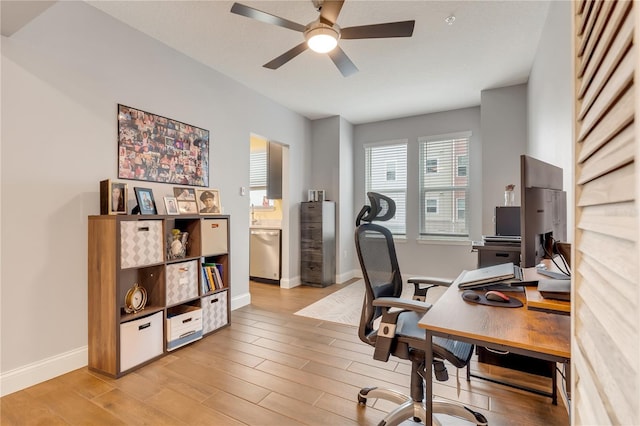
left=476, top=346, right=553, bottom=377
left=477, top=248, right=520, bottom=268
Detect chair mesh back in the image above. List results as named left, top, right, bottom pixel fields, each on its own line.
left=355, top=223, right=403, bottom=344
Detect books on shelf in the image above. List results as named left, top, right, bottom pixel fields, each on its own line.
left=202, top=262, right=225, bottom=291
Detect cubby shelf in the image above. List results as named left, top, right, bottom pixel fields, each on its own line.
left=88, top=214, right=231, bottom=378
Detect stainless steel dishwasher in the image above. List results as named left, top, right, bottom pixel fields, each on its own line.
left=249, top=228, right=281, bottom=283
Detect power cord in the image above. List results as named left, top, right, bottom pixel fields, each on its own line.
left=542, top=235, right=571, bottom=277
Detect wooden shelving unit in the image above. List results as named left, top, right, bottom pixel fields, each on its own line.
left=88, top=214, right=230, bottom=377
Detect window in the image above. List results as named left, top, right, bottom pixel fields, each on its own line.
left=249, top=150, right=274, bottom=209
left=426, top=159, right=438, bottom=174
left=426, top=199, right=438, bottom=213
left=456, top=198, right=465, bottom=220
left=457, top=155, right=468, bottom=177
left=365, top=141, right=407, bottom=235
left=419, top=132, right=471, bottom=238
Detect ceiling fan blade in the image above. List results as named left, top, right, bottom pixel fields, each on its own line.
left=318, top=0, right=344, bottom=25
left=340, top=20, right=415, bottom=39
left=328, top=46, right=358, bottom=77
left=231, top=3, right=306, bottom=32
left=263, top=42, right=308, bottom=69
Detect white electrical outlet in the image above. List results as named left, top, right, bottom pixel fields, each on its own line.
left=240, top=187, right=246, bottom=196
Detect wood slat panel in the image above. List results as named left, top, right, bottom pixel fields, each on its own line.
left=576, top=201, right=637, bottom=240
left=577, top=0, right=604, bottom=56
left=577, top=256, right=638, bottom=368
left=577, top=229, right=637, bottom=283
left=575, top=307, right=634, bottom=424
left=576, top=85, right=633, bottom=157
left=578, top=7, right=633, bottom=113
left=578, top=53, right=633, bottom=141
left=577, top=0, right=596, bottom=37
left=577, top=124, right=634, bottom=184
left=572, top=350, right=610, bottom=424
left=580, top=1, right=615, bottom=62
left=577, top=162, right=635, bottom=206
left=578, top=1, right=631, bottom=81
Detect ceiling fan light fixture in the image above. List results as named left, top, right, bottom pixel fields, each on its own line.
left=305, top=25, right=339, bottom=53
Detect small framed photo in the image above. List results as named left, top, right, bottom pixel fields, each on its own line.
left=133, top=187, right=157, bottom=215
left=173, top=186, right=198, bottom=214
left=100, top=179, right=127, bottom=215
left=196, top=189, right=221, bottom=215
left=164, top=196, right=179, bottom=215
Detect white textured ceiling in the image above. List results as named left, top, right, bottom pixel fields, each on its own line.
left=13, top=1, right=552, bottom=124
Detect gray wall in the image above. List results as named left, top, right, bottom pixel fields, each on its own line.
left=480, top=84, right=528, bottom=235
left=1, top=1, right=311, bottom=393
left=338, top=117, right=356, bottom=281
left=353, top=108, right=483, bottom=278
left=309, top=116, right=356, bottom=283
left=527, top=0, right=573, bottom=240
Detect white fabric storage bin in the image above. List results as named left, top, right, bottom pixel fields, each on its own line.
left=120, top=220, right=163, bottom=268
left=201, top=218, right=228, bottom=256
left=202, top=290, right=228, bottom=334
left=166, top=305, right=203, bottom=351
left=165, top=260, right=199, bottom=306
left=120, top=311, right=163, bottom=372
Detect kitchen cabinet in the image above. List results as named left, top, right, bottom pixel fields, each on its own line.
left=266, top=142, right=282, bottom=199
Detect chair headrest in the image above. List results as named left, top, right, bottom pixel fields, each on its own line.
left=356, top=192, right=396, bottom=226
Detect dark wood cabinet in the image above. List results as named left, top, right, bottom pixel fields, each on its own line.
left=300, top=201, right=335, bottom=287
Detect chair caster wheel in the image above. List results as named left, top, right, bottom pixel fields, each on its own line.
left=357, top=394, right=367, bottom=405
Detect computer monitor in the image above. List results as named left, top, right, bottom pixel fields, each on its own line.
left=520, top=155, right=567, bottom=267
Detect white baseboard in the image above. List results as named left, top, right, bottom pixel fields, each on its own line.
left=0, top=346, right=88, bottom=397
left=337, top=269, right=361, bottom=284
left=1, top=292, right=250, bottom=397
left=279, top=275, right=301, bottom=289
left=231, top=291, right=251, bottom=310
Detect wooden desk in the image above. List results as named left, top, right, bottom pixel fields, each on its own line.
left=522, top=266, right=571, bottom=313
left=418, top=279, right=570, bottom=423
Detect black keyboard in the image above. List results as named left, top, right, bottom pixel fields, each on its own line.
left=537, top=269, right=570, bottom=280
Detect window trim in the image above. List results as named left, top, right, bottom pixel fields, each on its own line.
left=418, top=131, right=472, bottom=239
left=364, top=140, right=408, bottom=235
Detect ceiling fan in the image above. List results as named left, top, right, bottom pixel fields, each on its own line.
left=230, top=0, right=415, bottom=77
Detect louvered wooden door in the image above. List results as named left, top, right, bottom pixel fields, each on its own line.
left=573, top=1, right=637, bottom=424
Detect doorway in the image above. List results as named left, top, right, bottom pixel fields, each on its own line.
left=249, top=134, right=289, bottom=287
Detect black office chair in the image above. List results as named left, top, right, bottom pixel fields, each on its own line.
left=355, top=192, right=487, bottom=426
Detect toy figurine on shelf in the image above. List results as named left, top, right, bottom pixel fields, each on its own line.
left=168, top=229, right=188, bottom=260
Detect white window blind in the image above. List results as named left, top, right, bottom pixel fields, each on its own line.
left=250, top=151, right=267, bottom=188
left=419, top=133, right=470, bottom=238
left=365, top=141, right=407, bottom=235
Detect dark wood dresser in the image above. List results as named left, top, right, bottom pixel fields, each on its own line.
left=300, top=201, right=336, bottom=287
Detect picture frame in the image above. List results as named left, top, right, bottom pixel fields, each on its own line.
left=117, top=104, right=210, bottom=187
left=173, top=186, right=198, bottom=214
left=163, top=196, right=180, bottom=215
left=133, top=187, right=157, bottom=215
left=100, top=179, right=128, bottom=215
left=196, top=189, right=221, bottom=215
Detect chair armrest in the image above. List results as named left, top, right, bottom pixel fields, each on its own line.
left=408, top=276, right=452, bottom=287
left=373, top=297, right=432, bottom=314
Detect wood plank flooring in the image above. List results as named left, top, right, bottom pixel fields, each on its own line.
left=1, top=280, right=569, bottom=425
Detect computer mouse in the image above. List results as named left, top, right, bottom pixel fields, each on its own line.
left=485, top=290, right=510, bottom=302
left=462, top=290, right=480, bottom=302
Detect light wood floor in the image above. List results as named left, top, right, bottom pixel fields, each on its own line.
left=1, top=281, right=569, bottom=425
